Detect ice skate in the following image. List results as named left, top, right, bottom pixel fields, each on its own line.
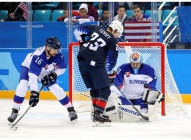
left=92, top=111, right=111, bottom=127
left=67, top=107, right=78, bottom=123
left=7, top=108, right=19, bottom=123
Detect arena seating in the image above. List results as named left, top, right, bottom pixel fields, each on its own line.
left=0, top=9, right=178, bottom=26
left=51, top=10, right=64, bottom=21
left=162, top=9, right=178, bottom=27
left=33, top=10, right=51, bottom=21
left=126, top=10, right=134, bottom=16
left=0, top=10, right=8, bottom=19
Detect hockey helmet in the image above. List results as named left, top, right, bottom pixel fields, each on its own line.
left=109, top=20, right=124, bottom=38
left=130, top=51, right=143, bottom=74
left=45, top=37, right=62, bottom=51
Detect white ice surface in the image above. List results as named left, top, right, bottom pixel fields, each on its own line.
left=0, top=99, right=191, bottom=140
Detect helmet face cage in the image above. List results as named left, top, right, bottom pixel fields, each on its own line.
left=109, top=20, right=124, bottom=38
left=130, top=52, right=143, bottom=70
left=45, top=37, right=62, bottom=52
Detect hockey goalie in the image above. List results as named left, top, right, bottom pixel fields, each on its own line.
left=95, top=51, right=164, bottom=122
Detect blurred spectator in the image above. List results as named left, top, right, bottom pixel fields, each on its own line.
left=57, top=10, right=80, bottom=22
left=86, top=2, right=98, bottom=21
left=114, top=5, right=133, bottom=23
left=131, top=4, right=151, bottom=21
left=1, top=2, right=26, bottom=21
left=99, top=9, right=109, bottom=30
left=114, top=5, right=133, bottom=42
left=98, top=9, right=109, bottom=21
left=64, top=3, right=94, bottom=24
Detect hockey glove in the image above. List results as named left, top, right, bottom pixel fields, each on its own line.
left=29, top=91, right=39, bottom=107
left=41, top=72, right=57, bottom=86
left=144, top=83, right=150, bottom=89
left=108, top=71, right=117, bottom=84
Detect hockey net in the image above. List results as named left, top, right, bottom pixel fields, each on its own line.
left=69, top=42, right=187, bottom=116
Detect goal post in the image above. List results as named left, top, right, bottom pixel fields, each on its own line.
left=69, top=42, right=187, bottom=116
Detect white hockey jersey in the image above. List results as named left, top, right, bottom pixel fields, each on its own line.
left=22, top=46, right=67, bottom=91
left=114, top=63, right=157, bottom=99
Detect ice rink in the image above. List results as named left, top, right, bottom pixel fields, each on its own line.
left=0, top=99, right=191, bottom=140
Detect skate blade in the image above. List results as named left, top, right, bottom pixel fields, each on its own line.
left=92, top=122, right=111, bottom=127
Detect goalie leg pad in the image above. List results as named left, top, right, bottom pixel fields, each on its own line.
left=108, top=105, right=141, bottom=122
left=147, top=105, right=157, bottom=121
left=103, top=92, right=122, bottom=116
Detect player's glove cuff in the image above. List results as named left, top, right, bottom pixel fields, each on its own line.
left=79, top=40, right=84, bottom=46
left=108, top=70, right=117, bottom=79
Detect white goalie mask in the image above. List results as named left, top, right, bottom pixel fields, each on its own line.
left=130, top=51, right=143, bottom=74
left=109, top=20, right=124, bottom=38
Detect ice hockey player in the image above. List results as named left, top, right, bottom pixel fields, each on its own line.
left=105, top=51, right=164, bottom=121
left=7, top=36, right=78, bottom=123
left=73, top=20, right=124, bottom=126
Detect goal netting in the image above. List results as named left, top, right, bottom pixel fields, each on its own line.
left=69, top=42, right=187, bottom=116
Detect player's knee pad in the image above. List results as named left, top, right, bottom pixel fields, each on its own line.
left=49, top=84, right=67, bottom=100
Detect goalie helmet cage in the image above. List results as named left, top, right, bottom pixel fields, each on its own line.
left=69, top=42, right=187, bottom=116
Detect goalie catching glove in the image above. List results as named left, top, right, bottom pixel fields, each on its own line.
left=41, top=72, right=57, bottom=86
left=142, top=89, right=165, bottom=105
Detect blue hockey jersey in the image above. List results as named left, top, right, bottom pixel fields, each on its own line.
left=74, top=25, right=119, bottom=73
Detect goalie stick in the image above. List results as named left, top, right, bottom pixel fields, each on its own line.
left=9, top=85, right=45, bottom=131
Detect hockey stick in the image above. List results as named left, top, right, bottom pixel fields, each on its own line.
left=79, top=92, right=91, bottom=98
left=113, top=83, right=149, bottom=120
left=10, top=85, right=45, bottom=131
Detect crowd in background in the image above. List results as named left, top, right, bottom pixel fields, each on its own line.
left=0, top=2, right=188, bottom=22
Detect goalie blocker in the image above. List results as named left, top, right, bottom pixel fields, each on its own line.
left=91, top=89, right=164, bottom=122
